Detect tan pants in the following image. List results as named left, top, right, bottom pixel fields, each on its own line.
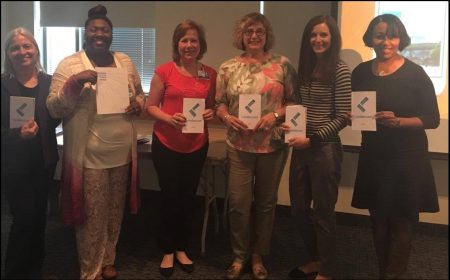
left=227, top=146, right=288, bottom=263
left=76, top=164, right=129, bottom=280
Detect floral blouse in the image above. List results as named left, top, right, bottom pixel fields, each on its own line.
left=216, top=53, right=298, bottom=153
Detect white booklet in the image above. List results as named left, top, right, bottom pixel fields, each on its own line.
left=182, top=98, right=205, bottom=133
left=96, top=67, right=130, bottom=114
left=351, top=91, right=376, bottom=131
left=285, top=105, right=306, bottom=143
left=239, top=94, right=261, bottom=130
left=10, top=96, right=35, bottom=128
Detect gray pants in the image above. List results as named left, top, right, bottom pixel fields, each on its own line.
left=289, top=143, right=342, bottom=277
left=227, top=146, right=288, bottom=263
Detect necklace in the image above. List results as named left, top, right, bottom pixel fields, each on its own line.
left=372, top=55, right=404, bottom=76
left=377, top=70, right=388, bottom=76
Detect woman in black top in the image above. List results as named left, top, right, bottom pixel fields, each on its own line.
left=351, top=14, right=440, bottom=279
left=1, top=27, right=60, bottom=279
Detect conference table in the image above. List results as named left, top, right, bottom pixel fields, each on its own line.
left=134, top=120, right=227, bottom=158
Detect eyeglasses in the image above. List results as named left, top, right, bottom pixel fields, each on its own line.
left=244, top=29, right=266, bottom=37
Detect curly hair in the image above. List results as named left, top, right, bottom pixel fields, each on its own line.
left=232, top=12, right=275, bottom=52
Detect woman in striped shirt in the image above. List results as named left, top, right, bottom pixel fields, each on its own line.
left=284, top=15, right=351, bottom=280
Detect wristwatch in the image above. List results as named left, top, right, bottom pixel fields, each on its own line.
left=273, top=111, right=280, bottom=121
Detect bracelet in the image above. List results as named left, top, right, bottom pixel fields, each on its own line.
left=273, top=111, right=280, bottom=121
left=394, top=117, right=401, bottom=128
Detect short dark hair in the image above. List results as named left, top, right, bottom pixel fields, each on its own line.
left=172, top=20, right=207, bottom=62
left=233, top=12, right=275, bottom=52
left=298, top=15, right=341, bottom=85
left=363, top=14, right=411, bottom=51
left=84, top=4, right=113, bottom=29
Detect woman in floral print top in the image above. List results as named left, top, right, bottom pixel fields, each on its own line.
left=216, top=53, right=297, bottom=153
left=215, top=12, right=298, bottom=280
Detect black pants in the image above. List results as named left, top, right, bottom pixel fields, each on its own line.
left=289, top=143, right=342, bottom=277
left=151, top=134, right=208, bottom=254
left=4, top=164, right=56, bottom=279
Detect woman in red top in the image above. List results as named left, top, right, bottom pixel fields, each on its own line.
left=146, top=19, right=216, bottom=278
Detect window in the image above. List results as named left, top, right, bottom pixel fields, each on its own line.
left=38, top=26, right=155, bottom=93
left=111, top=28, right=156, bottom=93
left=42, top=27, right=77, bottom=74
left=377, top=1, right=448, bottom=95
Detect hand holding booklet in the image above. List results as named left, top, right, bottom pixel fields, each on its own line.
left=239, top=94, right=261, bottom=130
left=285, top=105, right=306, bottom=143
left=351, top=91, right=376, bottom=131
left=10, top=96, right=35, bottom=128
left=182, top=98, right=205, bottom=133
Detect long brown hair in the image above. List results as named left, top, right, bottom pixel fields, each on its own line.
left=298, top=15, right=341, bottom=85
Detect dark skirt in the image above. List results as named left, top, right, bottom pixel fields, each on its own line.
left=351, top=150, right=439, bottom=218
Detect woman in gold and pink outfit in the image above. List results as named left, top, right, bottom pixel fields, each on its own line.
left=46, top=5, right=144, bottom=280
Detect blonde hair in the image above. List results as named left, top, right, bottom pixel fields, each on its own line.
left=232, top=12, right=275, bottom=52
left=3, top=27, right=44, bottom=77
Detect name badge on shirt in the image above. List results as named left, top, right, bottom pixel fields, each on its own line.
left=197, top=69, right=210, bottom=80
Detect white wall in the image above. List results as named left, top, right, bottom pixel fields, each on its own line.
left=1, top=1, right=34, bottom=73
left=39, top=1, right=155, bottom=27
left=152, top=1, right=258, bottom=69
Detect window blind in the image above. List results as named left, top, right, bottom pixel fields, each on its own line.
left=111, top=28, right=156, bottom=92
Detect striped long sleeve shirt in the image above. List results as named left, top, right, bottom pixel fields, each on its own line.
left=298, top=61, right=351, bottom=144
